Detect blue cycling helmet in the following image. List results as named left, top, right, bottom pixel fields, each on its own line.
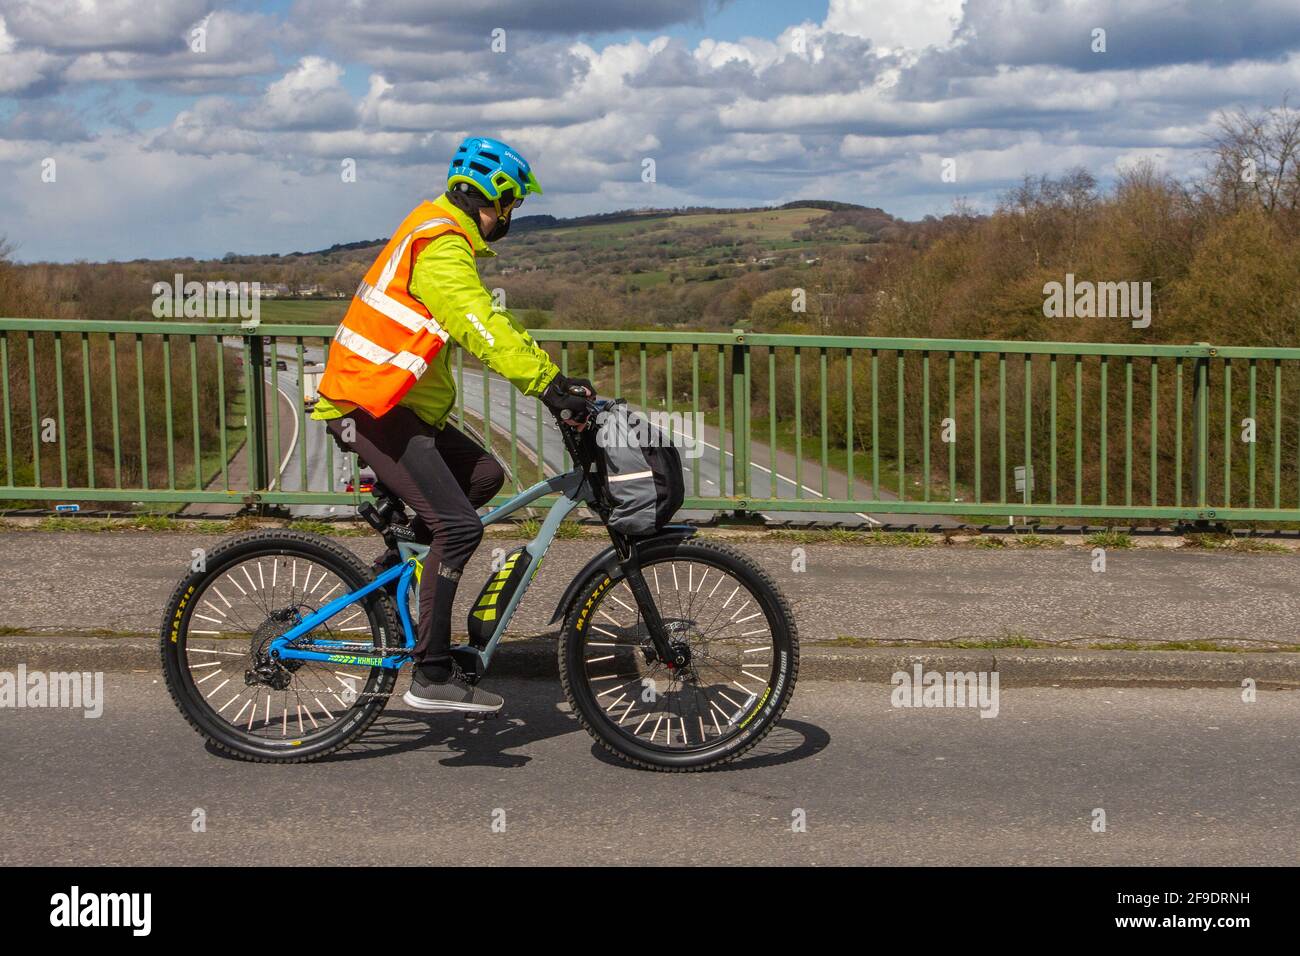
left=447, top=136, right=543, bottom=204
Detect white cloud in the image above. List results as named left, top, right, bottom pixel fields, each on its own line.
left=358, top=74, right=393, bottom=125
left=2, top=0, right=209, bottom=52
left=696, top=39, right=762, bottom=70
left=7, top=0, right=1300, bottom=259
left=824, top=0, right=963, bottom=53
left=0, top=13, right=64, bottom=94
left=151, top=98, right=263, bottom=155
left=31, top=10, right=277, bottom=93
left=943, top=0, right=1300, bottom=70
left=250, top=57, right=356, bottom=131
left=0, top=128, right=438, bottom=261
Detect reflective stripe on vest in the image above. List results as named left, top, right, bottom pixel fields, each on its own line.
left=375, top=217, right=458, bottom=291
left=317, top=202, right=473, bottom=418
left=333, top=325, right=429, bottom=379
left=355, top=279, right=449, bottom=337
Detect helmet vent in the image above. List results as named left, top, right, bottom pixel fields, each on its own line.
left=447, top=136, right=538, bottom=200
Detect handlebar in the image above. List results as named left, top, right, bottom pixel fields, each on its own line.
left=558, top=397, right=610, bottom=471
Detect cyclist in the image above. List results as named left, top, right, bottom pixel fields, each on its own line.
left=311, top=136, right=593, bottom=714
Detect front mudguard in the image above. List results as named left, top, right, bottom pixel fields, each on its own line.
left=548, top=525, right=698, bottom=626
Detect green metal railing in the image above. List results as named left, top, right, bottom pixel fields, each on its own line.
left=2, top=317, right=1299, bottom=523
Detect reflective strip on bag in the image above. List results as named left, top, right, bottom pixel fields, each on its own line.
left=334, top=325, right=428, bottom=379
left=608, top=470, right=654, bottom=483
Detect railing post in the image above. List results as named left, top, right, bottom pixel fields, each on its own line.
left=730, top=329, right=749, bottom=510
left=1194, top=342, right=1213, bottom=509
left=245, top=328, right=270, bottom=505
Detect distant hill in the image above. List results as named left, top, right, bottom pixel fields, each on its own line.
left=0, top=198, right=920, bottom=336
left=286, top=237, right=389, bottom=257
left=508, top=199, right=889, bottom=235
left=89, top=202, right=910, bottom=327
left=281, top=200, right=899, bottom=255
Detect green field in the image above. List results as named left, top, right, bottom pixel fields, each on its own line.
left=663, top=208, right=830, bottom=238
left=540, top=207, right=830, bottom=244
left=541, top=217, right=674, bottom=241
left=255, top=299, right=347, bottom=324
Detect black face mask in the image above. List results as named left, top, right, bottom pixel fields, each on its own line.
left=484, top=210, right=511, bottom=242
left=445, top=186, right=514, bottom=242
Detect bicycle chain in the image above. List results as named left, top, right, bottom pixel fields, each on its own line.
left=333, top=648, right=403, bottom=702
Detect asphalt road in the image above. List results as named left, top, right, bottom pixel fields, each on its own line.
left=0, top=673, right=1294, bottom=865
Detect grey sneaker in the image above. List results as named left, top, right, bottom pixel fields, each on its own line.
left=403, top=664, right=503, bottom=714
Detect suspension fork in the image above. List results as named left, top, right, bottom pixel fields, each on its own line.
left=611, top=534, right=684, bottom=668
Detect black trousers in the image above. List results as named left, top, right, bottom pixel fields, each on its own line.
left=326, top=405, right=504, bottom=664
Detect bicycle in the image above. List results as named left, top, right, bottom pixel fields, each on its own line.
left=161, top=399, right=799, bottom=770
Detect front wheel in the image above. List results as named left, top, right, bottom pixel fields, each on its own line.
left=559, top=537, right=799, bottom=771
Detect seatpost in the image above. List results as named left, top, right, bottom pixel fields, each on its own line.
left=358, top=482, right=404, bottom=551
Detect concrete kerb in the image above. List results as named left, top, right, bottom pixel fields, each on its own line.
left=3, top=633, right=1297, bottom=689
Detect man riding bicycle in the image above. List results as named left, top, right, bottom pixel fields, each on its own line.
left=311, top=137, right=593, bottom=715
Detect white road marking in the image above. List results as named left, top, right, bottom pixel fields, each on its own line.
left=265, top=370, right=300, bottom=492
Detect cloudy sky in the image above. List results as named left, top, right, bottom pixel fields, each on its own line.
left=2, top=0, right=1300, bottom=262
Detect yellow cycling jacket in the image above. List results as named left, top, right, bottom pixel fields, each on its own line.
left=313, top=192, right=557, bottom=427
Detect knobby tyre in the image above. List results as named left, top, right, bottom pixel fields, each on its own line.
left=161, top=530, right=400, bottom=763
left=559, top=537, right=799, bottom=771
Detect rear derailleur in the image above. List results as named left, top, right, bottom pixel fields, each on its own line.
left=245, top=609, right=303, bottom=690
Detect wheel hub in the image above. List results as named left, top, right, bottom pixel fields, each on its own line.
left=668, top=639, right=693, bottom=670
left=639, top=619, right=698, bottom=677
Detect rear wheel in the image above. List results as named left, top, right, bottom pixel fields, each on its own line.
left=559, top=537, right=798, bottom=771
left=161, top=530, right=400, bottom=763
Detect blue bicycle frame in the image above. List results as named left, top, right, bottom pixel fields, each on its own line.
left=268, top=468, right=589, bottom=673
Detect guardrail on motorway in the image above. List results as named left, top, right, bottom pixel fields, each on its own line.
left=2, top=317, right=1298, bottom=523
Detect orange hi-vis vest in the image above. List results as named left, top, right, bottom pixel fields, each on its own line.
left=318, top=201, right=474, bottom=418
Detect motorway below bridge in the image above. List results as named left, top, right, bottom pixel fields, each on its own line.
left=208, top=339, right=958, bottom=526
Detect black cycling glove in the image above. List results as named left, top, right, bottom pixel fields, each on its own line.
left=542, top=373, right=595, bottom=426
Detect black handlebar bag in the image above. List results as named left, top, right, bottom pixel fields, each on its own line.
left=593, top=399, right=685, bottom=535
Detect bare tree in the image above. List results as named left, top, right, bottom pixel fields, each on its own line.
left=1000, top=167, right=1098, bottom=268
left=0, top=236, right=22, bottom=315
left=1203, top=97, right=1300, bottom=223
